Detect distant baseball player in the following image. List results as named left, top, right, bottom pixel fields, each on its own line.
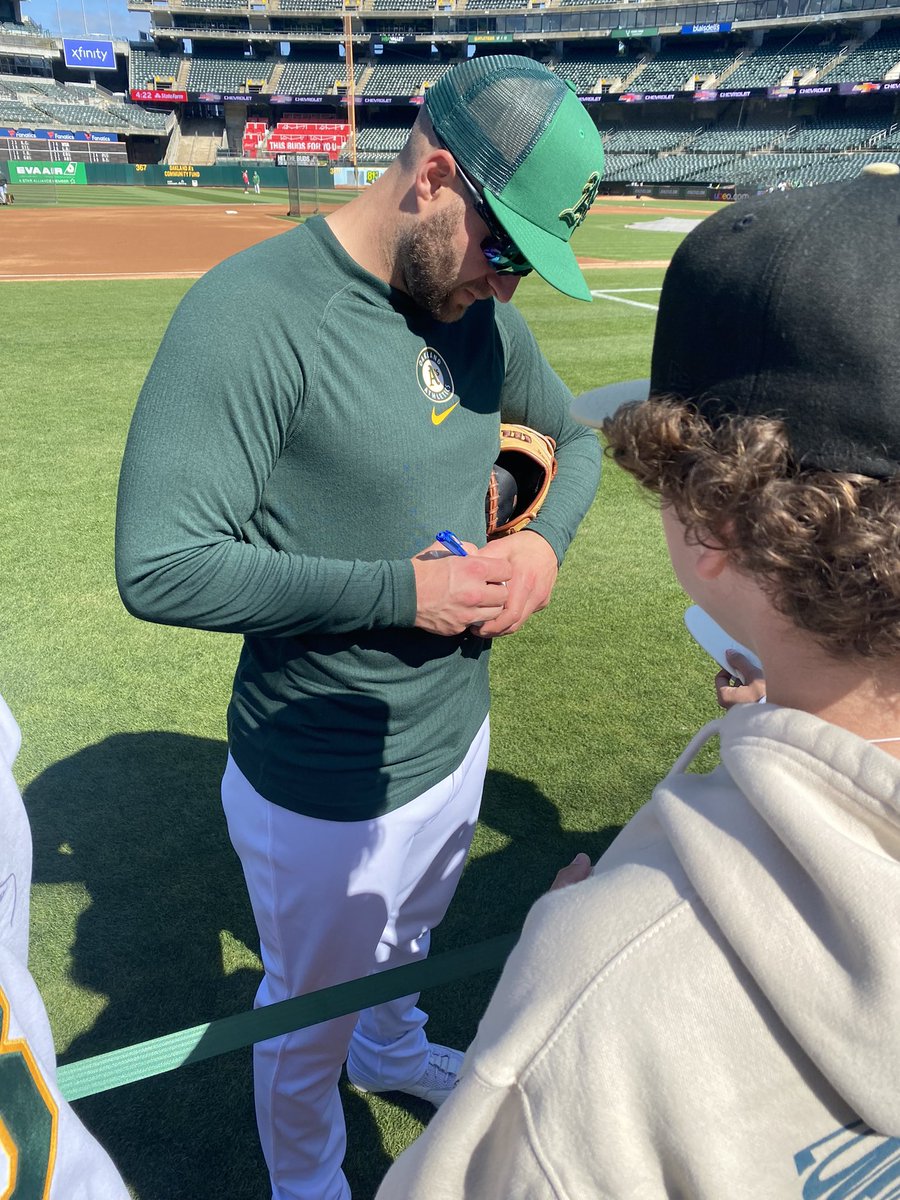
left=375, top=171, right=900, bottom=1197
left=0, top=690, right=131, bottom=1199
left=115, top=56, right=603, bottom=1200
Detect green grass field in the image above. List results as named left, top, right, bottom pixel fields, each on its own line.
left=3, top=196, right=727, bottom=1199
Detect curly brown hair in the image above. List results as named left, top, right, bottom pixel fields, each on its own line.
left=603, top=398, right=900, bottom=659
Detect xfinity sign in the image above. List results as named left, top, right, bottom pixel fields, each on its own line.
left=63, top=38, right=116, bottom=71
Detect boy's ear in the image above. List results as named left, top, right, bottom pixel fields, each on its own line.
left=695, top=541, right=729, bottom=581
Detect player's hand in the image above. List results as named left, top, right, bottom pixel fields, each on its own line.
left=472, top=531, right=559, bottom=638
left=714, top=650, right=767, bottom=710
left=411, top=540, right=511, bottom=637
left=550, top=852, right=592, bottom=892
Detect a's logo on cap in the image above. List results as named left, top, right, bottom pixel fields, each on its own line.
left=416, top=347, right=459, bottom=425
left=559, top=171, right=602, bottom=232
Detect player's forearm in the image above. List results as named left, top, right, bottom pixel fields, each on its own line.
left=115, top=528, right=416, bottom=637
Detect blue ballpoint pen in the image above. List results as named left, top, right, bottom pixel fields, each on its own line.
left=435, top=530, right=467, bottom=557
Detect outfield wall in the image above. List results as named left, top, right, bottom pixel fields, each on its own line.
left=92, top=162, right=332, bottom=189
left=2, top=160, right=333, bottom=190
left=601, top=180, right=736, bottom=201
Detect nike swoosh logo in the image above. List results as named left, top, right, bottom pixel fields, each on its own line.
left=431, top=401, right=460, bottom=426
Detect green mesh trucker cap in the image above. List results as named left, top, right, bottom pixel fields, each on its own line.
left=424, top=56, right=604, bottom=302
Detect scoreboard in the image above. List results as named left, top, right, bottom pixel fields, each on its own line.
left=0, top=134, right=128, bottom=163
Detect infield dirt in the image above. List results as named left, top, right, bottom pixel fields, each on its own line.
left=0, top=204, right=292, bottom=282
left=0, top=200, right=670, bottom=281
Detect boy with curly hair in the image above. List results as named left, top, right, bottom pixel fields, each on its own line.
left=375, top=170, right=900, bottom=1198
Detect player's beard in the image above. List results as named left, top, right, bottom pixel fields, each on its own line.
left=397, top=207, right=469, bottom=323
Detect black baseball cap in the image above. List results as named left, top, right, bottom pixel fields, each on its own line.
left=572, top=168, right=900, bottom=479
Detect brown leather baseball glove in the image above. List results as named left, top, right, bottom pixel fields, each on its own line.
left=485, top=424, right=558, bottom=539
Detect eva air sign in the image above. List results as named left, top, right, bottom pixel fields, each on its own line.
left=9, top=162, right=86, bottom=185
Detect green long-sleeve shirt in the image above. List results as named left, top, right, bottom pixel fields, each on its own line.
left=116, top=216, right=601, bottom=819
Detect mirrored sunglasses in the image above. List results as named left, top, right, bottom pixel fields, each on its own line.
left=451, top=156, right=533, bottom=278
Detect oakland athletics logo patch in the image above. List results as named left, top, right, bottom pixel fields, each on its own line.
left=417, top=347, right=454, bottom=403
left=559, top=171, right=602, bottom=231
left=416, top=348, right=459, bottom=426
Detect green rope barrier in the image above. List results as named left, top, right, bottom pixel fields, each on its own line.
left=57, top=932, right=518, bottom=1102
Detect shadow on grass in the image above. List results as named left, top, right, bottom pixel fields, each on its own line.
left=25, top=743, right=620, bottom=1200
left=25, top=732, right=333, bottom=1199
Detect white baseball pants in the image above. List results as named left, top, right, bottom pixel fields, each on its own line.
left=221, top=716, right=489, bottom=1200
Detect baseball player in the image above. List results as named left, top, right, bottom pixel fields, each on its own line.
left=375, top=169, right=900, bottom=1199
left=116, top=56, right=604, bottom=1200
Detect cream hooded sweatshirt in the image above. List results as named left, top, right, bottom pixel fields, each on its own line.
left=0, top=693, right=131, bottom=1199
left=376, top=703, right=900, bottom=1199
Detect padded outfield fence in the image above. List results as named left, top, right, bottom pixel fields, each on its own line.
left=0, top=159, right=334, bottom=206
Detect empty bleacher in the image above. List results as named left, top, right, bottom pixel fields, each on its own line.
left=129, top=48, right=183, bottom=88
left=601, top=152, right=656, bottom=179
left=818, top=31, right=900, bottom=82
left=277, top=59, right=363, bottom=93
left=632, top=48, right=738, bottom=92
left=57, top=85, right=108, bottom=105
left=627, top=152, right=737, bottom=182
left=552, top=52, right=643, bottom=92
left=242, top=117, right=268, bottom=155
left=0, top=74, right=173, bottom=132
left=9, top=78, right=73, bottom=98
left=602, top=133, right=900, bottom=188
left=107, top=102, right=171, bottom=130
left=354, top=124, right=410, bottom=161
left=278, top=0, right=343, bottom=8
left=728, top=150, right=900, bottom=186
left=0, top=98, right=45, bottom=122
left=780, top=115, right=890, bottom=150
left=725, top=34, right=836, bottom=88
left=31, top=101, right=111, bottom=126
left=186, top=55, right=276, bottom=92
left=364, top=61, right=450, bottom=94
left=691, top=125, right=790, bottom=151
left=603, top=126, right=697, bottom=152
